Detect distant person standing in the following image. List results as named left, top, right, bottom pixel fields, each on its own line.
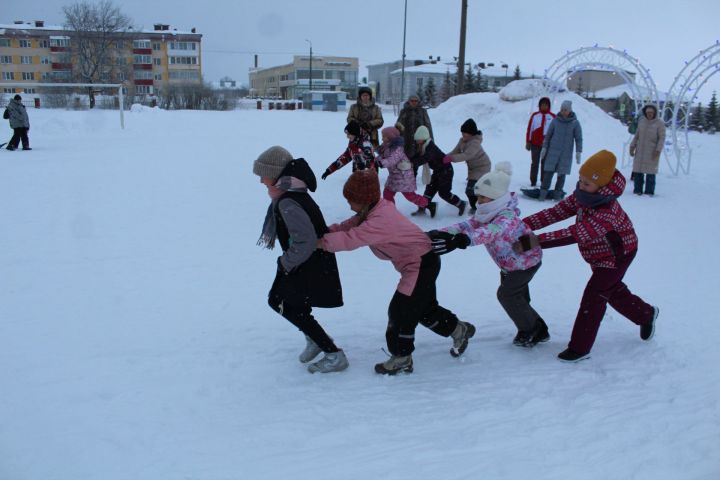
left=525, top=97, right=555, bottom=187
left=4, top=94, right=31, bottom=151
left=395, top=94, right=433, bottom=160
left=539, top=100, right=582, bottom=201
left=348, top=86, right=384, bottom=148
left=629, top=104, right=665, bottom=196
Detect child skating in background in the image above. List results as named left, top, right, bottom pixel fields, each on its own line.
left=411, top=125, right=467, bottom=217
left=253, top=146, right=348, bottom=374
left=321, top=120, right=376, bottom=181
left=318, top=170, right=475, bottom=375
left=516, top=150, right=659, bottom=362
left=428, top=162, right=549, bottom=346
left=376, top=126, right=437, bottom=215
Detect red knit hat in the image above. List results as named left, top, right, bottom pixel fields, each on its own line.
left=343, top=170, right=380, bottom=205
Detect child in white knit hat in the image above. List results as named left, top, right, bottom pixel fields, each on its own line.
left=427, top=162, right=549, bottom=346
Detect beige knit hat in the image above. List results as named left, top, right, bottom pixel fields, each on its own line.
left=253, top=146, right=293, bottom=179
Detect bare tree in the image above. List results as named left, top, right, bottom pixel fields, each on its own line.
left=63, top=0, right=132, bottom=108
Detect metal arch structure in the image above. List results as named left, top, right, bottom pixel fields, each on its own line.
left=664, top=41, right=720, bottom=175
left=537, top=46, right=661, bottom=169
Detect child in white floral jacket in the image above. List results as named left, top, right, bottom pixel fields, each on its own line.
left=428, top=162, right=548, bottom=347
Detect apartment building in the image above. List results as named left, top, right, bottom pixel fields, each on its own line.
left=0, top=20, right=202, bottom=97
left=249, top=55, right=359, bottom=100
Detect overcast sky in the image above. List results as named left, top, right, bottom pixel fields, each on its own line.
left=5, top=0, right=720, bottom=102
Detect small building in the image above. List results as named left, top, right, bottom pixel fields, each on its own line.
left=367, top=59, right=430, bottom=104
left=566, top=68, right=637, bottom=95
left=249, top=55, right=358, bottom=100
left=302, top=90, right=347, bottom=111
left=582, top=83, right=669, bottom=123
left=390, top=63, right=453, bottom=105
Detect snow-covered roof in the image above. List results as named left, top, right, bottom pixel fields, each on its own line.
left=592, top=84, right=669, bottom=102
left=390, top=63, right=454, bottom=75
left=0, top=22, right=199, bottom=35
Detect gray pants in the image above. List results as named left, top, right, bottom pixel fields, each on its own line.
left=497, top=263, right=542, bottom=332
left=540, top=171, right=566, bottom=195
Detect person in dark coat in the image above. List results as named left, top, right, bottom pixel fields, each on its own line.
left=5, top=94, right=31, bottom=151
left=411, top=126, right=466, bottom=217
left=254, top=146, right=348, bottom=374
left=395, top=94, right=433, bottom=160
left=347, top=86, right=384, bottom=148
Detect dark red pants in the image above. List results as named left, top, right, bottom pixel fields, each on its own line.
left=569, top=250, right=654, bottom=354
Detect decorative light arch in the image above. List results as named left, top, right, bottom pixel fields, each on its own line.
left=664, top=41, right=720, bottom=175
left=538, top=46, right=660, bottom=169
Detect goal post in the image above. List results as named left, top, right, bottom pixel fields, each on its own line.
left=0, top=82, right=126, bottom=129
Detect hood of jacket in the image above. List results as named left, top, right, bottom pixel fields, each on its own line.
left=277, top=158, right=317, bottom=192
left=597, top=169, right=626, bottom=197
left=556, top=111, right=577, bottom=123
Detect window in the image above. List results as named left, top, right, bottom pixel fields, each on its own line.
left=52, top=71, right=72, bottom=80
left=23, top=88, right=37, bottom=94
left=41, top=56, right=50, bottom=64
left=19, top=39, right=31, bottom=48
left=169, top=70, right=200, bottom=80
left=39, top=39, right=49, bottom=48
left=169, top=42, right=197, bottom=51
left=1, top=55, right=13, bottom=64
left=152, top=42, right=160, bottom=50
left=3, top=88, right=15, bottom=94
left=119, top=72, right=127, bottom=81
left=121, top=87, right=128, bottom=95
left=41, top=72, right=52, bottom=80
left=22, top=72, right=35, bottom=80
left=50, top=38, right=70, bottom=47
left=135, top=85, right=153, bottom=94
left=133, top=55, right=152, bottom=64
left=115, top=56, right=127, bottom=65
left=2, top=72, right=14, bottom=80
left=21, top=56, right=33, bottom=64
left=134, top=71, right=153, bottom=80
left=133, top=40, right=151, bottom=49
left=153, top=58, right=161, bottom=66
left=0, top=39, right=11, bottom=47
left=169, top=56, right=197, bottom=65
left=115, top=40, right=125, bottom=49
left=154, top=73, right=163, bottom=81
left=416, top=77, right=424, bottom=89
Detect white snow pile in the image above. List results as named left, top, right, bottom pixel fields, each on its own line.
left=129, top=103, right=161, bottom=113
left=499, top=78, right=566, bottom=102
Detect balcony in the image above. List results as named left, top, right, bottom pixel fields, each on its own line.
left=132, top=48, right=152, bottom=55
left=133, top=64, right=152, bottom=70
left=134, top=79, right=153, bottom=86
left=51, top=63, right=73, bottom=70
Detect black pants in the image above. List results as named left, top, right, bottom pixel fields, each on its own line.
left=497, top=263, right=542, bottom=332
left=633, top=172, right=656, bottom=195
left=465, top=179, right=478, bottom=209
left=268, top=291, right=339, bottom=354
left=529, top=145, right=544, bottom=186
left=8, top=127, right=29, bottom=149
left=423, top=169, right=462, bottom=207
left=386, top=253, right=459, bottom=356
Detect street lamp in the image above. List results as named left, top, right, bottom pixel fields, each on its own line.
left=305, top=39, right=313, bottom=95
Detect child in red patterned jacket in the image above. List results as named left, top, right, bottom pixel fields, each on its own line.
left=321, top=120, right=376, bottom=180
left=516, top=150, right=659, bottom=362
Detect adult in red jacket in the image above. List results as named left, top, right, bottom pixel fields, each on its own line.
left=525, top=97, right=555, bottom=187
left=516, top=150, right=658, bottom=362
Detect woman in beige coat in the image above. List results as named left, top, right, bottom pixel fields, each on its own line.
left=629, top=104, right=665, bottom=196
left=446, top=119, right=491, bottom=213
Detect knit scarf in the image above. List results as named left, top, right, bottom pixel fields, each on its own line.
left=574, top=185, right=618, bottom=208
left=473, top=192, right=511, bottom=223
left=257, top=176, right=308, bottom=249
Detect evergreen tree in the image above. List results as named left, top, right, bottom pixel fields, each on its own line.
left=439, top=70, right=454, bottom=103
left=476, top=70, right=489, bottom=92
left=690, top=102, right=705, bottom=131
left=463, top=65, right=476, bottom=93
left=513, top=65, right=521, bottom=80
left=415, top=87, right=426, bottom=106
left=706, top=91, right=719, bottom=130
left=424, top=77, right=437, bottom=107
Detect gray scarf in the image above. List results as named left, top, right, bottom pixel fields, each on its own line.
left=257, top=176, right=308, bottom=249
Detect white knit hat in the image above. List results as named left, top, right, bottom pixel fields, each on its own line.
left=413, top=125, right=430, bottom=141
left=474, top=161, right=513, bottom=199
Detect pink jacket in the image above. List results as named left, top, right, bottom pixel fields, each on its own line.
left=440, top=193, right=542, bottom=272
left=377, top=140, right=417, bottom=193
left=320, top=199, right=432, bottom=295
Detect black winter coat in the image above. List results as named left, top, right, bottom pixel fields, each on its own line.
left=270, top=159, right=343, bottom=308
left=413, top=140, right=454, bottom=188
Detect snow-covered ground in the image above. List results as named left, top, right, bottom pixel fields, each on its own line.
left=1, top=93, right=718, bottom=480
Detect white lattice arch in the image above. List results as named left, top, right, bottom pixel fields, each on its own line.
left=539, top=46, right=660, bottom=169
left=664, top=41, right=720, bottom=175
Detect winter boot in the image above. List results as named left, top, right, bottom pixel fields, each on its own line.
left=469, top=207, right=477, bottom=215
left=298, top=335, right=322, bottom=363
left=411, top=206, right=427, bottom=216
left=307, top=350, right=349, bottom=373
left=374, top=354, right=413, bottom=375
left=457, top=200, right=467, bottom=216
left=557, top=348, right=590, bottom=363
left=640, top=306, right=659, bottom=341
left=450, top=321, right=476, bottom=357
left=552, top=189, right=565, bottom=201
left=427, top=201, right=437, bottom=218
left=538, top=189, right=548, bottom=201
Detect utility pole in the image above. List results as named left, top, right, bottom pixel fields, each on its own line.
left=305, top=39, right=313, bottom=95
left=456, top=0, right=468, bottom=94
left=399, top=0, right=408, bottom=107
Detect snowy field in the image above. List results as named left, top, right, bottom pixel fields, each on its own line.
left=1, top=93, right=719, bottom=479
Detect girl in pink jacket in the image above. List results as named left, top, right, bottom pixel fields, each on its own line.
left=430, top=162, right=548, bottom=347
left=318, top=170, right=475, bottom=375
left=377, top=127, right=436, bottom=215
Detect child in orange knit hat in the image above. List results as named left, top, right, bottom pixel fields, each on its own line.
left=516, top=150, right=658, bottom=362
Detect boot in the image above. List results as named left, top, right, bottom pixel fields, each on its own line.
left=298, top=335, right=322, bottom=363
left=411, top=207, right=427, bottom=216
left=457, top=200, right=467, bottom=216
left=552, top=189, right=565, bottom=201
left=374, top=354, right=413, bottom=375
left=450, top=321, right=476, bottom=357
left=640, top=306, right=659, bottom=341
left=427, top=201, right=437, bottom=218
left=514, top=318, right=550, bottom=348
left=557, top=348, right=590, bottom=363
left=538, top=189, right=548, bottom=201
left=307, top=350, right=349, bottom=373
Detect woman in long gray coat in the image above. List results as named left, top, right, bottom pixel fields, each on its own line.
left=539, top=100, right=582, bottom=200
left=629, top=104, right=665, bottom=196
left=5, top=94, right=30, bottom=151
